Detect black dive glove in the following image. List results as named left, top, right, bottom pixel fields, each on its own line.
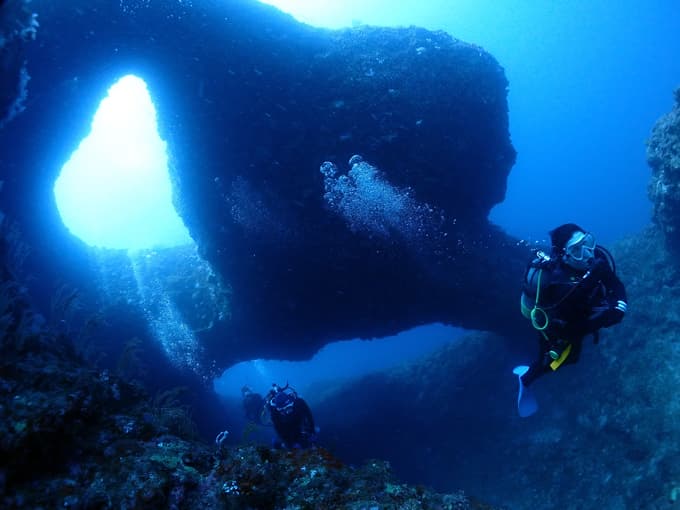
left=555, top=299, right=626, bottom=339
left=585, top=300, right=627, bottom=331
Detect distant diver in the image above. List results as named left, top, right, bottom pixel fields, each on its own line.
left=241, top=385, right=266, bottom=425
left=514, top=223, right=627, bottom=417
left=265, top=383, right=317, bottom=449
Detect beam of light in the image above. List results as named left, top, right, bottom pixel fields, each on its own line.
left=54, top=74, right=192, bottom=251
left=129, top=249, right=204, bottom=375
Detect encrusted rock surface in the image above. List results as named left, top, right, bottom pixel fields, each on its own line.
left=0, top=0, right=524, bottom=367
left=647, top=88, right=680, bottom=256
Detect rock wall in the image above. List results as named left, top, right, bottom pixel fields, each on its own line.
left=647, top=88, right=680, bottom=257
left=0, top=0, right=525, bottom=369
left=0, top=0, right=38, bottom=128
left=312, top=228, right=680, bottom=509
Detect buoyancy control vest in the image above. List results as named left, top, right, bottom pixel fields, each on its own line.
left=520, top=246, right=616, bottom=326
left=520, top=246, right=616, bottom=369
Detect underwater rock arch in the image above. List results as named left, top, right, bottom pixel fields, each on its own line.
left=0, top=0, right=526, bottom=368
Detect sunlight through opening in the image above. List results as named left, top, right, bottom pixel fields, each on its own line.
left=258, top=0, right=356, bottom=28
left=54, top=74, right=192, bottom=251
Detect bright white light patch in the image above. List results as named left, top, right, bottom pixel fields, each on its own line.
left=54, top=74, right=191, bottom=251
left=258, top=0, right=353, bottom=28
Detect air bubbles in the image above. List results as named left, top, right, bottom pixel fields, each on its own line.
left=319, top=155, right=440, bottom=244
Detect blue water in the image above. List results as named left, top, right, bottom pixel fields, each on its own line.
left=215, top=323, right=463, bottom=399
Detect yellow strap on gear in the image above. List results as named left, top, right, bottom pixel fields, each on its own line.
left=549, top=343, right=572, bottom=371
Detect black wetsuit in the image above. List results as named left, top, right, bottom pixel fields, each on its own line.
left=521, top=247, right=627, bottom=386
left=242, top=392, right=265, bottom=424
left=270, top=397, right=316, bottom=448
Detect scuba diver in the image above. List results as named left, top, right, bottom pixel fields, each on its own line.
left=514, top=223, right=627, bottom=417
left=241, top=385, right=266, bottom=425
left=265, top=383, right=316, bottom=449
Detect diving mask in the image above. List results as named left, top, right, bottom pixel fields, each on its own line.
left=564, top=231, right=596, bottom=268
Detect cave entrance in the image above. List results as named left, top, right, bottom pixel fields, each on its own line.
left=54, top=74, right=190, bottom=251
left=53, top=74, right=229, bottom=374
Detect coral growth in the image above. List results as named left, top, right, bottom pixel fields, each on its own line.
left=646, top=87, right=680, bottom=257
left=0, top=210, right=491, bottom=509
left=0, top=0, right=38, bottom=128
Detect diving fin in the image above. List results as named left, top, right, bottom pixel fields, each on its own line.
left=513, top=365, right=538, bottom=418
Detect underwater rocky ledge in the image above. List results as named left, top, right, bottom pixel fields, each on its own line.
left=311, top=225, right=680, bottom=509
left=0, top=263, right=491, bottom=509
left=4, top=223, right=680, bottom=509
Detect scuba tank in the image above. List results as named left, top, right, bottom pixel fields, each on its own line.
left=519, top=249, right=572, bottom=369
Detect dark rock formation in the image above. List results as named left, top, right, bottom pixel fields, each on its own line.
left=647, top=88, right=680, bottom=257
left=0, top=0, right=38, bottom=128
left=312, top=228, right=680, bottom=509
left=0, top=0, right=525, bottom=370
left=0, top=250, right=493, bottom=509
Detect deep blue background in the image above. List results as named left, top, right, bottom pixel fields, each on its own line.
left=215, top=323, right=463, bottom=399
